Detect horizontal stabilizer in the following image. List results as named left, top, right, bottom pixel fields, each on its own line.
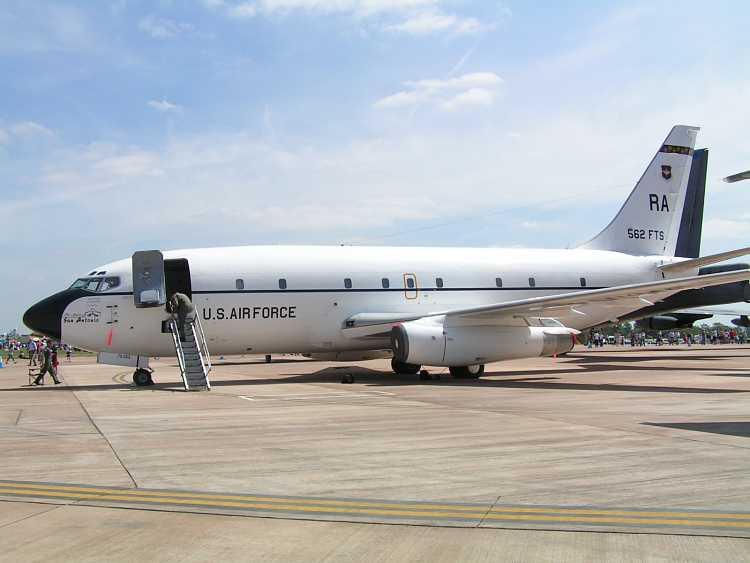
left=659, top=246, right=750, bottom=275
left=723, top=170, right=750, bottom=183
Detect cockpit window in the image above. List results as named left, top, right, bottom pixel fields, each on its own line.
left=98, top=277, right=120, bottom=291
left=70, top=276, right=121, bottom=292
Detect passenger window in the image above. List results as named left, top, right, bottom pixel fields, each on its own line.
left=382, top=278, right=390, bottom=289
left=279, top=278, right=287, bottom=290
left=344, top=278, right=352, bottom=289
left=528, top=277, right=536, bottom=288
left=580, top=277, right=587, bottom=287
left=236, top=279, right=244, bottom=290
left=406, top=277, right=415, bottom=289
left=495, top=277, right=503, bottom=288
left=436, top=277, right=444, bottom=288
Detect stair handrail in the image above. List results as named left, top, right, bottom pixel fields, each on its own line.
left=168, top=316, right=191, bottom=390
left=192, top=313, right=212, bottom=375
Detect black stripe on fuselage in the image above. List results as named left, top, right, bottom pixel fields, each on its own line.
left=97, top=286, right=606, bottom=297
left=193, top=286, right=606, bottom=294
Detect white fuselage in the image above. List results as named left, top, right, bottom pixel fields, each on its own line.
left=60, top=245, right=666, bottom=357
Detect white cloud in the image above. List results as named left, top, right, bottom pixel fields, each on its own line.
left=374, top=72, right=503, bottom=110
left=10, top=121, right=54, bottom=138
left=372, top=89, right=427, bottom=109
left=407, top=72, right=502, bottom=91
left=138, top=15, right=195, bottom=39
left=385, top=11, right=487, bottom=35
left=256, top=0, right=437, bottom=17
left=147, top=99, right=183, bottom=113
left=228, top=2, right=258, bottom=18
left=204, top=0, right=493, bottom=36
left=0, top=121, right=54, bottom=145
left=440, top=88, right=495, bottom=111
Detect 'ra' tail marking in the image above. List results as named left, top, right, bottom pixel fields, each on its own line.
left=579, top=125, right=700, bottom=257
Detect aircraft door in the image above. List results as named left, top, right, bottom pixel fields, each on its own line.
left=403, top=273, right=418, bottom=300
left=164, top=259, right=192, bottom=301
left=132, top=251, right=166, bottom=308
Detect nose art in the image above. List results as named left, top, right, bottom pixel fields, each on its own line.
left=23, top=290, right=82, bottom=340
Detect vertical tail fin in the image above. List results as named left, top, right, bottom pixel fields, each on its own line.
left=579, top=125, right=700, bottom=256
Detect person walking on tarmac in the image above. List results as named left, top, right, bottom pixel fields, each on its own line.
left=27, top=339, right=37, bottom=366
left=33, top=342, right=61, bottom=385
left=167, top=292, right=195, bottom=342
left=5, top=344, right=17, bottom=365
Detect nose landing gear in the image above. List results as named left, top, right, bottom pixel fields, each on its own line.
left=133, top=368, right=154, bottom=386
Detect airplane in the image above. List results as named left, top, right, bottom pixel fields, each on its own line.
left=22, top=125, right=750, bottom=387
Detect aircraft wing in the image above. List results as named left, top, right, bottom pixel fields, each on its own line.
left=343, top=270, right=750, bottom=338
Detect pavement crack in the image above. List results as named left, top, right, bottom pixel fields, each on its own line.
left=14, top=409, right=22, bottom=426
left=67, top=387, right=139, bottom=488
left=0, top=503, right=66, bottom=530
left=477, top=495, right=501, bottom=528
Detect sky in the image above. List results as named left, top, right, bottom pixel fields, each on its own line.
left=2, top=0, right=750, bottom=332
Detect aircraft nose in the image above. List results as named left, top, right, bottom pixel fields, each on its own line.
left=23, top=290, right=81, bottom=340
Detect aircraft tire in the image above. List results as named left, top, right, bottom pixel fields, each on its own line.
left=133, top=368, right=153, bottom=386
left=449, top=364, right=484, bottom=379
left=391, top=359, right=421, bottom=375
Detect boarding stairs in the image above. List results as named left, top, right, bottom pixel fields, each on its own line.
left=169, top=312, right=212, bottom=391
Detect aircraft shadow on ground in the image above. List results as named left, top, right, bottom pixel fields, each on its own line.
left=202, top=367, right=747, bottom=393
left=642, top=421, right=750, bottom=438
left=6, top=360, right=748, bottom=394
left=565, top=353, right=749, bottom=363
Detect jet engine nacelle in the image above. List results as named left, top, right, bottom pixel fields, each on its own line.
left=732, top=315, right=750, bottom=328
left=637, top=312, right=713, bottom=331
left=391, top=321, right=576, bottom=367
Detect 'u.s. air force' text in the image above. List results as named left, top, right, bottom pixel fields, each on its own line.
left=202, top=306, right=297, bottom=320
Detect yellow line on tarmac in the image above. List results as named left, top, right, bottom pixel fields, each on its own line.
left=0, top=488, right=485, bottom=520
left=2, top=487, right=750, bottom=529
left=0, top=483, right=486, bottom=513
left=2, top=482, right=750, bottom=529
left=483, top=513, right=750, bottom=529
left=489, top=506, right=750, bottom=521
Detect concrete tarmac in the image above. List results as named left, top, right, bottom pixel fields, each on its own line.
left=1, top=346, right=749, bottom=560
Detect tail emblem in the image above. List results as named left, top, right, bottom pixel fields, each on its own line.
left=661, top=165, right=672, bottom=180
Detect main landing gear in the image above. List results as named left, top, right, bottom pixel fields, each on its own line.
left=133, top=368, right=154, bottom=387
left=391, top=359, right=421, bottom=375
left=449, top=365, right=484, bottom=379
left=391, top=359, right=485, bottom=379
